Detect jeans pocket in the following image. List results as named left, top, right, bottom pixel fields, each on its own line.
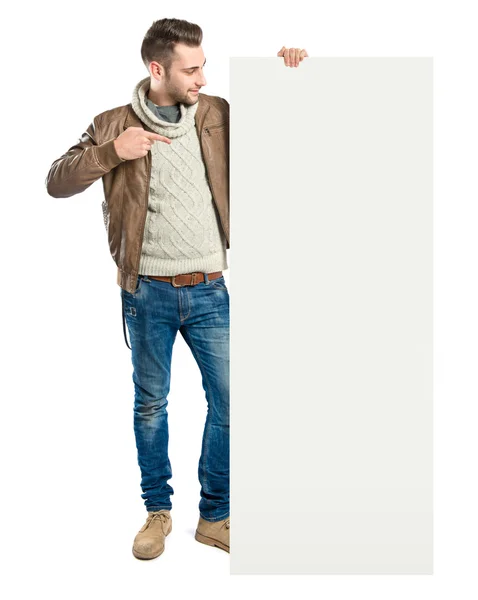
left=212, top=276, right=227, bottom=290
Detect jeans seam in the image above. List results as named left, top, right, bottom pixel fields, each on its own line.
left=178, top=287, right=191, bottom=321
left=181, top=328, right=216, bottom=495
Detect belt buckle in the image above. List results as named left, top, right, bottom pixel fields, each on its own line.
left=171, top=273, right=197, bottom=287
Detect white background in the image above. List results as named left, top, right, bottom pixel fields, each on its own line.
left=0, top=0, right=476, bottom=597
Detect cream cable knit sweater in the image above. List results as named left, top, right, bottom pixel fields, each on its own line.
left=131, top=76, right=228, bottom=276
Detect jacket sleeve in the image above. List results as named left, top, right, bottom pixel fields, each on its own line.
left=45, top=115, right=126, bottom=198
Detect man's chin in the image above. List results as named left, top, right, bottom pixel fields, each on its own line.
left=183, top=94, right=199, bottom=105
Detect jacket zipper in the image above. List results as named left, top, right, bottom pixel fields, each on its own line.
left=204, top=124, right=225, bottom=133
left=202, top=126, right=229, bottom=245
left=133, top=151, right=152, bottom=291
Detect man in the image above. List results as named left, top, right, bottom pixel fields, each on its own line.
left=45, top=17, right=308, bottom=560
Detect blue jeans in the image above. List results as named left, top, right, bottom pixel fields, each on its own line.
left=121, top=273, right=230, bottom=522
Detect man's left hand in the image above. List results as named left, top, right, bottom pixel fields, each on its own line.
left=277, top=46, right=309, bottom=67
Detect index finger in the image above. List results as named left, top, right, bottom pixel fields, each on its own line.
left=143, top=131, right=169, bottom=141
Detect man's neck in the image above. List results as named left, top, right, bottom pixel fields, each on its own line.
left=147, top=91, right=177, bottom=108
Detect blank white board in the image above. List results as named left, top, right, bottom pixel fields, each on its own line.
left=229, top=57, right=433, bottom=574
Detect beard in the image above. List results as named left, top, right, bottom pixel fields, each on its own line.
left=163, top=73, right=199, bottom=106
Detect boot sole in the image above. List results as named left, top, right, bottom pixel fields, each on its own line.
left=195, top=529, right=230, bottom=553
left=132, top=524, right=172, bottom=560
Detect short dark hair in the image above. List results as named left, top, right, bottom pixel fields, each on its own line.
left=141, top=18, right=203, bottom=74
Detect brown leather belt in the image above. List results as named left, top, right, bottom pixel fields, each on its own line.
left=145, top=271, right=223, bottom=288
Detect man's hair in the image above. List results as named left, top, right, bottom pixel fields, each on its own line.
left=141, top=18, right=203, bottom=75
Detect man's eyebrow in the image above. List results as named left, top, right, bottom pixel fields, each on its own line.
left=181, top=58, right=207, bottom=71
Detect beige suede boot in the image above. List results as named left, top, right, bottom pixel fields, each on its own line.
left=132, top=509, right=172, bottom=560
left=195, top=515, right=230, bottom=553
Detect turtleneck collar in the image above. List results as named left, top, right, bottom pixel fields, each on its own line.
left=131, top=76, right=198, bottom=139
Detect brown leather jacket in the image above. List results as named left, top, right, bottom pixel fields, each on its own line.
left=45, top=93, right=230, bottom=294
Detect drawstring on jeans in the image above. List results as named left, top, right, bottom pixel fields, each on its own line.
left=122, top=291, right=132, bottom=350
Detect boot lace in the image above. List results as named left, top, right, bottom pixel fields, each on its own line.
left=141, top=511, right=170, bottom=532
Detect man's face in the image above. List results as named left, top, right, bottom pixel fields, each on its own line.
left=156, top=43, right=207, bottom=106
